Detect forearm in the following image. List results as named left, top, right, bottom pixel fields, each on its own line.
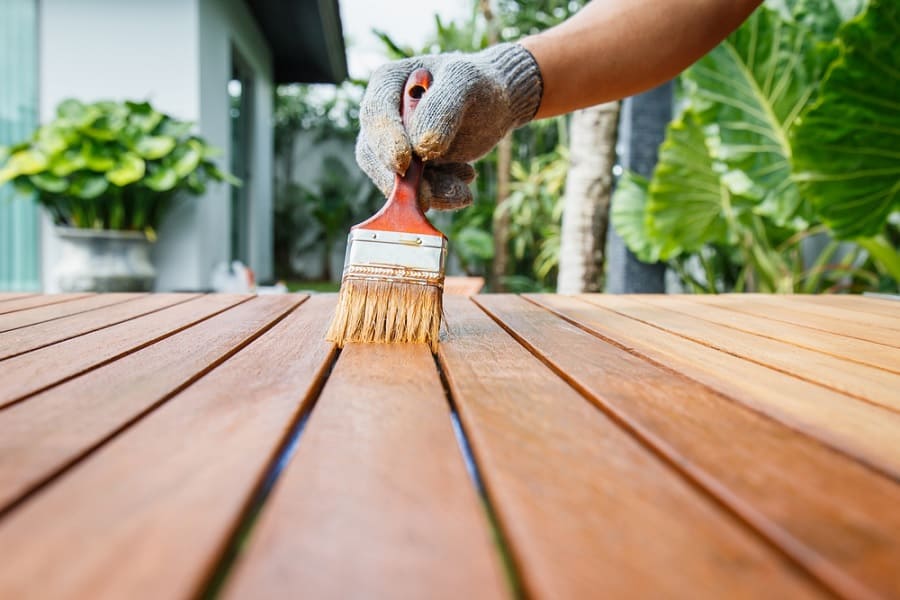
left=521, top=0, right=763, bottom=119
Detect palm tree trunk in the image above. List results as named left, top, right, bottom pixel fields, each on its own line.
left=557, top=102, right=620, bottom=293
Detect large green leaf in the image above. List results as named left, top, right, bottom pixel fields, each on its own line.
left=684, top=2, right=848, bottom=226
left=106, top=152, right=146, bottom=186
left=646, top=111, right=736, bottom=259
left=126, top=101, right=164, bottom=133
left=29, top=173, right=68, bottom=194
left=0, top=149, right=49, bottom=183
left=83, top=142, right=117, bottom=172
left=49, top=149, right=87, bottom=177
left=610, top=171, right=660, bottom=263
left=70, top=173, right=109, bottom=199
left=135, top=135, right=176, bottom=159
left=792, top=0, right=900, bottom=238
left=144, top=166, right=178, bottom=192
left=172, top=140, right=202, bottom=177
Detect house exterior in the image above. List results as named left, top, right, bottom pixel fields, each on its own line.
left=0, top=0, right=346, bottom=291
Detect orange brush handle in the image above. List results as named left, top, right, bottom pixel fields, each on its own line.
left=352, top=69, right=444, bottom=237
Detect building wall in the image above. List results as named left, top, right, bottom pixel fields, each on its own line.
left=38, top=0, right=274, bottom=291
left=198, top=0, right=274, bottom=284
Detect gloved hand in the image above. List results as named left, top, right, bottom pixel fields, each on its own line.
left=356, top=43, right=543, bottom=211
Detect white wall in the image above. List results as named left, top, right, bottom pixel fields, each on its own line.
left=39, top=0, right=274, bottom=291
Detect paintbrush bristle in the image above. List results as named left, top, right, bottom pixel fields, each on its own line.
left=326, top=279, right=443, bottom=352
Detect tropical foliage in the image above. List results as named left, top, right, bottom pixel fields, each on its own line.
left=273, top=82, right=383, bottom=281
left=611, top=0, right=899, bottom=293
left=0, top=99, right=237, bottom=235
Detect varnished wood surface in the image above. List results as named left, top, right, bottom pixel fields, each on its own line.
left=0, top=292, right=896, bottom=599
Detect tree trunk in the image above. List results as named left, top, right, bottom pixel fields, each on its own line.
left=492, top=132, right=512, bottom=291
left=557, top=102, right=620, bottom=293
left=479, top=0, right=511, bottom=292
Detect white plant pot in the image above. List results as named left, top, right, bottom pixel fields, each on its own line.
left=55, top=227, right=156, bottom=292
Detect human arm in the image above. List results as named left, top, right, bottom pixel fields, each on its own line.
left=522, top=0, right=763, bottom=118
left=357, top=0, right=764, bottom=210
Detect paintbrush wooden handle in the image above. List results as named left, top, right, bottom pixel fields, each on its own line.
left=352, top=69, right=445, bottom=237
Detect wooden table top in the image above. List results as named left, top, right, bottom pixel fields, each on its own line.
left=0, top=291, right=897, bottom=599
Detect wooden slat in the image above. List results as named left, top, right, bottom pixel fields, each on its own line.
left=223, top=342, right=507, bottom=599
left=0, top=293, right=195, bottom=360
left=435, top=296, right=820, bottom=598
left=0, top=294, right=247, bottom=408
left=0, top=296, right=336, bottom=600
left=696, top=295, right=900, bottom=347
left=0, top=293, right=37, bottom=302
left=444, top=276, right=485, bottom=296
left=0, top=294, right=304, bottom=511
left=580, top=295, right=900, bottom=412
left=774, top=295, right=900, bottom=329
left=795, top=294, right=899, bottom=318
left=0, top=293, right=142, bottom=333
left=480, top=295, right=900, bottom=599
left=637, top=295, right=899, bottom=374
left=0, top=293, right=92, bottom=315
left=529, top=295, right=900, bottom=482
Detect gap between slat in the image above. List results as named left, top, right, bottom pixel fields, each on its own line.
left=434, top=351, right=525, bottom=600
left=197, top=345, right=340, bottom=600
left=0, top=297, right=307, bottom=520
left=495, top=296, right=875, bottom=599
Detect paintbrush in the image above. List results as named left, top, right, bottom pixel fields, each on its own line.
left=326, top=68, right=447, bottom=352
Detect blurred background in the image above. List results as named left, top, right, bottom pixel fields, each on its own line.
left=1, top=0, right=897, bottom=295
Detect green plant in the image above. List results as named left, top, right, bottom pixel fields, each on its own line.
left=0, top=99, right=238, bottom=236
left=499, top=145, right=569, bottom=290
left=611, top=0, right=899, bottom=293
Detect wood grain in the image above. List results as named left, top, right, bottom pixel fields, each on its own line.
left=695, top=295, right=900, bottom=348
left=481, top=294, right=900, bottom=599
left=636, top=295, right=899, bottom=374
left=794, top=294, right=900, bottom=318
left=0, top=293, right=141, bottom=333
left=223, top=342, right=507, bottom=600
left=0, top=294, right=246, bottom=408
left=0, top=293, right=37, bottom=302
left=581, top=295, right=900, bottom=411
left=0, top=295, right=336, bottom=600
left=444, top=276, right=485, bottom=296
left=436, top=296, right=820, bottom=599
left=529, top=294, right=900, bottom=481
left=0, top=295, right=304, bottom=511
left=0, top=293, right=196, bottom=360
left=0, top=293, right=92, bottom=315
left=759, top=295, right=900, bottom=330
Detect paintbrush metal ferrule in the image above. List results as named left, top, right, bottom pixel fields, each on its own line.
left=342, top=229, right=447, bottom=287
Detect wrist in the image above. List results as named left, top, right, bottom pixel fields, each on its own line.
left=480, top=43, right=543, bottom=127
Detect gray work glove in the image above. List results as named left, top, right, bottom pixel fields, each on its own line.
left=356, top=43, right=543, bottom=211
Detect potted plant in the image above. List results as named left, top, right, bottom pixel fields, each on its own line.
left=0, top=99, right=239, bottom=291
